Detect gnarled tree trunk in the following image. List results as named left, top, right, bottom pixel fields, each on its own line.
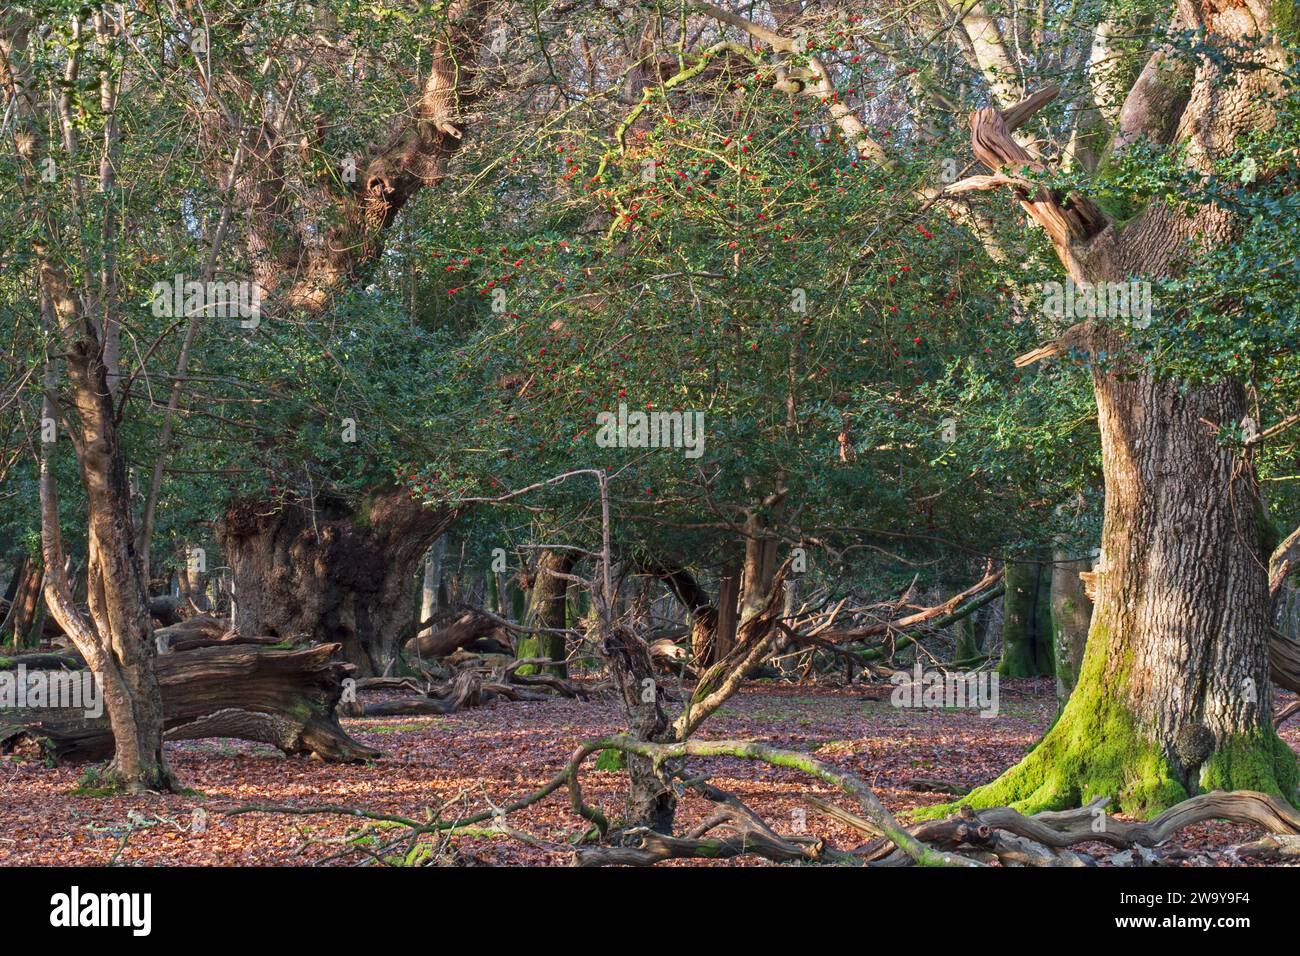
left=604, top=625, right=677, bottom=835
left=954, top=0, right=1298, bottom=814
left=648, top=562, right=719, bottom=667
left=217, top=490, right=453, bottom=677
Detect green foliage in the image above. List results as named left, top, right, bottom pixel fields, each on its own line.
left=593, top=748, right=627, bottom=771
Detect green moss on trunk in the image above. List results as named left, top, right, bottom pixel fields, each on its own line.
left=916, top=629, right=1186, bottom=819
left=1199, top=731, right=1299, bottom=800
left=1276, top=0, right=1300, bottom=45
left=999, top=562, right=1053, bottom=677
left=915, top=625, right=1300, bottom=821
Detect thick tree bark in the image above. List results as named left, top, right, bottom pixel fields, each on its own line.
left=216, top=491, right=453, bottom=677
left=972, top=369, right=1295, bottom=813
left=515, top=549, right=574, bottom=677
left=957, top=1, right=1298, bottom=813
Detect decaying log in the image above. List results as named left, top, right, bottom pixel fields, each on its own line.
left=148, top=595, right=184, bottom=626
left=361, top=667, right=485, bottom=716
left=1270, top=525, right=1300, bottom=606
left=817, top=565, right=1004, bottom=644
left=573, top=826, right=819, bottom=866
left=647, top=637, right=695, bottom=677
left=0, top=651, right=83, bottom=670
left=405, top=608, right=509, bottom=659
left=0, top=642, right=377, bottom=763
left=1271, top=628, right=1300, bottom=695
left=153, top=614, right=235, bottom=651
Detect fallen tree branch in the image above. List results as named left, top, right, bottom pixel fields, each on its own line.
left=817, top=565, right=1003, bottom=644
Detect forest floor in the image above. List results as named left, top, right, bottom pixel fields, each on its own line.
left=1, top=677, right=1297, bottom=866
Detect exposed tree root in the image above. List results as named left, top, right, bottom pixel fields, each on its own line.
left=231, top=734, right=1300, bottom=867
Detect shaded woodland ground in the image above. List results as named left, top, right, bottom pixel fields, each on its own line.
left=3, top=680, right=1296, bottom=866
left=4, top=0, right=1300, bottom=886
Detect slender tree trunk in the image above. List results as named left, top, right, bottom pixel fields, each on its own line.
left=31, top=254, right=174, bottom=791
left=417, top=536, right=446, bottom=641
left=713, top=563, right=741, bottom=665
left=10, top=558, right=42, bottom=651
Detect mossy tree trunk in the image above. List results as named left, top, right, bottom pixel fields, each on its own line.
left=515, top=549, right=573, bottom=677
left=953, top=0, right=1298, bottom=817
left=998, top=561, right=1052, bottom=676
left=966, top=371, right=1297, bottom=815
left=953, top=608, right=988, bottom=662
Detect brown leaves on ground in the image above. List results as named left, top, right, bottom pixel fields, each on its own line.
left=0, top=679, right=1296, bottom=866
